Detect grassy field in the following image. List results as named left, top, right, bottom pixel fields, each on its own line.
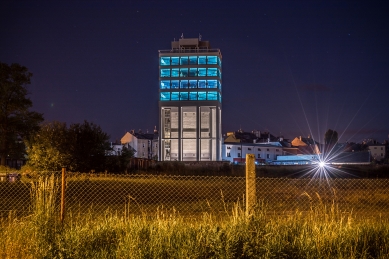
left=1, top=179, right=389, bottom=258
left=1, top=175, right=389, bottom=258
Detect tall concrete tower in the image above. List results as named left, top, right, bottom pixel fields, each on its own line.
left=158, top=36, right=222, bottom=161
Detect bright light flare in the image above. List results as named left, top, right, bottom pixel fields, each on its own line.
left=319, top=161, right=326, bottom=168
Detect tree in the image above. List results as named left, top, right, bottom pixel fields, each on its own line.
left=0, top=62, right=44, bottom=165
left=67, top=120, right=111, bottom=172
left=324, top=129, right=338, bottom=145
left=25, top=120, right=111, bottom=172
left=25, top=121, right=71, bottom=171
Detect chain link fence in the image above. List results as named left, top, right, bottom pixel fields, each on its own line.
left=1, top=171, right=389, bottom=220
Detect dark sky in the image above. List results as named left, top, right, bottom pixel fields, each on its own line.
left=1, top=0, right=388, bottom=144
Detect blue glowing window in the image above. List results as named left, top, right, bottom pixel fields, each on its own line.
left=171, top=69, right=179, bottom=77
left=207, top=68, right=218, bottom=77
left=198, top=68, right=206, bottom=76
left=189, top=56, right=197, bottom=65
left=180, top=57, right=188, bottom=65
left=171, top=80, right=179, bottom=89
left=218, top=57, right=222, bottom=66
left=189, top=68, right=197, bottom=77
left=189, top=92, right=197, bottom=100
left=198, top=80, right=206, bottom=88
left=198, top=56, right=206, bottom=65
left=160, top=69, right=170, bottom=77
left=180, top=80, right=189, bottom=88
left=160, top=57, right=170, bottom=66
left=189, top=80, right=197, bottom=88
left=207, top=80, right=217, bottom=88
left=160, top=80, right=170, bottom=89
left=218, top=81, right=221, bottom=89
left=171, top=57, right=179, bottom=65
left=160, top=92, right=170, bottom=101
left=207, top=92, right=217, bottom=100
left=180, top=92, right=189, bottom=100
left=171, top=92, right=179, bottom=101
left=180, top=68, right=188, bottom=77
left=207, top=56, right=218, bottom=64
left=198, top=92, right=206, bottom=100
left=219, top=93, right=222, bottom=102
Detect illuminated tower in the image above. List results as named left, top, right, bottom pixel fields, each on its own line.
left=158, top=36, right=222, bottom=161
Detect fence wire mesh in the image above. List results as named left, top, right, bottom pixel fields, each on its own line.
left=1, top=171, right=389, bottom=219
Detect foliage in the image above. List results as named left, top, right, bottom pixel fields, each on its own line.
left=67, top=121, right=111, bottom=172
left=105, top=146, right=134, bottom=173
left=25, top=120, right=111, bottom=172
left=0, top=62, right=43, bottom=165
left=324, top=129, right=338, bottom=145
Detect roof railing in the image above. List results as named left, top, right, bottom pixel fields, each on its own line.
left=159, top=49, right=221, bottom=54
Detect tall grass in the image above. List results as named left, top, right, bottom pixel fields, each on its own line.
left=0, top=178, right=389, bottom=258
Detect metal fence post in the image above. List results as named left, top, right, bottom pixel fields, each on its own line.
left=60, top=167, right=66, bottom=222
left=246, top=154, right=256, bottom=216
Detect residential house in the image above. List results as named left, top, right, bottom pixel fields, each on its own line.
left=121, top=129, right=159, bottom=160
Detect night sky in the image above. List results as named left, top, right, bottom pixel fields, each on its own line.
left=1, top=0, right=388, bottom=144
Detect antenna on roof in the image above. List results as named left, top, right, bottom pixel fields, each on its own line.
left=181, top=33, right=184, bottom=39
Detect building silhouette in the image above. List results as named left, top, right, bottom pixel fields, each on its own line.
left=158, top=35, right=222, bottom=161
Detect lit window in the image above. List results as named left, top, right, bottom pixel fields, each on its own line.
left=198, top=92, right=206, bottom=100
left=198, top=68, right=206, bottom=76
left=189, top=80, right=197, bottom=88
left=207, top=92, right=217, bottom=100
left=207, top=68, right=218, bottom=77
left=160, top=80, right=170, bottom=89
left=207, top=80, right=217, bottom=88
left=198, top=56, right=206, bottom=65
left=160, top=69, right=170, bottom=77
left=207, top=56, right=218, bottom=64
left=180, top=80, right=189, bottom=88
left=160, top=57, right=170, bottom=65
left=180, top=56, right=188, bottom=65
left=171, top=92, right=179, bottom=100
left=160, top=92, right=170, bottom=101
left=180, top=92, right=189, bottom=100
left=180, top=68, right=188, bottom=77
left=198, top=80, right=206, bottom=88
left=171, top=68, right=179, bottom=77
left=171, top=57, right=179, bottom=65
left=171, top=80, right=179, bottom=89
left=189, top=68, right=197, bottom=77
left=189, top=56, right=197, bottom=65
left=189, top=92, right=197, bottom=100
